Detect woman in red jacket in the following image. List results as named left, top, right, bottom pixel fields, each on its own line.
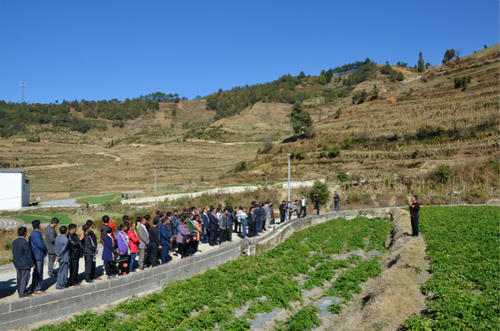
left=127, top=220, right=140, bottom=272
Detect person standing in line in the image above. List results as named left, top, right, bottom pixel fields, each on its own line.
left=45, top=218, right=58, bottom=278
left=136, top=216, right=150, bottom=270
left=12, top=226, right=34, bottom=298
left=240, top=207, right=248, bottom=238
left=279, top=201, right=286, bottom=223
left=54, top=226, right=69, bottom=290
left=333, top=191, right=340, bottom=212
left=227, top=207, right=233, bottom=242
left=263, top=201, right=271, bottom=230
left=219, top=208, right=229, bottom=244
left=100, top=215, right=113, bottom=244
left=201, top=207, right=210, bottom=244
left=81, top=224, right=97, bottom=284
left=127, top=221, right=140, bottom=272
left=177, top=216, right=191, bottom=258
left=149, top=219, right=160, bottom=267
left=208, top=207, right=219, bottom=246
left=29, top=220, right=47, bottom=294
left=159, top=217, right=171, bottom=264
left=102, top=227, right=116, bottom=278
left=116, top=223, right=130, bottom=275
left=409, top=196, right=421, bottom=237
left=299, top=195, right=307, bottom=218
left=67, top=224, right=82, bottom=286
left=84, top=220, right=101, bottom=281
left=234, top=206, right=241, bottom=236
left=247, top=206, right=256, bottom=237
left=314, top=193, right=320, bottom=215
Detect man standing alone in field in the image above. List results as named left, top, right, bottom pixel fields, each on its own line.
left=409, top=196, right=420, bottom=237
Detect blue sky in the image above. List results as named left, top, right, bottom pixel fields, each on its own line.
left=0, top=0, right=498, bottom=103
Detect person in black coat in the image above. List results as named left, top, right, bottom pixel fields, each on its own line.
left=279, top=201, right=287, bottom=223
left=81, top=223, right=97, bottom=283
left=148, top=219, right=160, bottom=267
left=67, top=224, right=82, bottom=286
left=208, top=208, right=219, bottom=246
left=12, top=226, right=34, bottom=298
left=314, top=193, right=320, bottom=215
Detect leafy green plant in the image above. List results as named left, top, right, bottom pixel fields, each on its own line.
left=402, top=206, right=500, bottom=330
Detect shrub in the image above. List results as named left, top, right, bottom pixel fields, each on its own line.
left=434, top=164, right=453, bottom=183
left=309, top=181, right=330, bottom=204
left=3, top=239, right=11, bottom=250
left=352, top=90, right=368, bottom=104
left=337, top=172, right=349, bottom=182
left=454, top=76, right=471, bottom=90
left=416, top=125, right=443, bottom=140
left=334, top=108, right=342, bottom=119
left=234, top=161, right=247, bottom=173
left=328, top=146, right=341, bottom=158
left=261, top=140, right=274, bottom=154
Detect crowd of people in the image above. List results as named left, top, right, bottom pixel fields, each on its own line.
left=11, top=194, right=343, bottom=298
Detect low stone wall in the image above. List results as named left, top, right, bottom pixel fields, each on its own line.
left=0, top=207, right=395, bottom=330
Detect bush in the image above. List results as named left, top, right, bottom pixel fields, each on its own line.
left=337, top=172, right=349, bottom=182
left=454, top=76, right=471, bottom=90
left=309, top=181, right=330, bottom=204
left=416, top=125, right=444, bottom=140
left=293, top=150, right=305, bottom=160
left=261, top=140, right=274, bottom=154
left=434, top=164, right=453, bottom=183
left=328, top=146, right=341, bottom=158
left=352, top=90, right=368, bottom=104
left=234, top=161, right=247, bottom=172
left=334, top=108, right=342, bottom=119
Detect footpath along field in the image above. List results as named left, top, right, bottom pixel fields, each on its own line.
left=37, top=216, right=391, bottom=331
left=403, top=206, right=499, bottom=330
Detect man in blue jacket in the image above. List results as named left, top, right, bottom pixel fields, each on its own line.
left=29, top=220, right=47, bottom=294
left=12, top=226, right=34, bottom=298
left=54, top=226, right=69, bottom=289
left=208, top=207, right=219, bottom=246
left=201, top=207, right=209, bottom=244
left=159, top=218, right=171, bottom=264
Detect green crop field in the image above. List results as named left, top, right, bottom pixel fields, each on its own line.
left=14, top=212, right=73, bottom=224
left=37, top=216, right=391, bottom=330
left=403, top=206, right=500, bottom=330
left=78, top=194, right=122, bottom=205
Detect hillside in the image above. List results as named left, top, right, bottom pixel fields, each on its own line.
left=0, top=45, right=498, bottom=204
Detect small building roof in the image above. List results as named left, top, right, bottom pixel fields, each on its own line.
left=0, top=169, right=27, bottom=173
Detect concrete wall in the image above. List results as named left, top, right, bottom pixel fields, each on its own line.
left=0, top=208, right=394, bottom=330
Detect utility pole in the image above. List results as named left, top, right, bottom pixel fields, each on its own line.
left=20, top=81, right=25, bottom=103
left=287, top=153, right=291, bottom=205
left=153, top=168, right=157, bottom=195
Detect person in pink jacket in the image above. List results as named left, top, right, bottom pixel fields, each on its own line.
left=176, top=217, right=190, bottom=258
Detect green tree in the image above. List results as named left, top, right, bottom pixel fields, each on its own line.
left=442, top=49, right=456, bottom=63
left=371, top=84, right=379, bottom=99
left=417, top=51, right=425, bottom=73
left=317, top=74, right=327, bottom=85
left=288, top=102, right=313, bottom=137
left=309, top=181, right=330, bottom=204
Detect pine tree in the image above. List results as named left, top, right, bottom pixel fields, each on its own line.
left=288, top=102, right=313, bottom=137
left=418, top=52, right=425, bottom=73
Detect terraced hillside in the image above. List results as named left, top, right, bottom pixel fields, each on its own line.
left=222, top=46, right=499, bottom=206
left=0, top=46, right=497, bottom=205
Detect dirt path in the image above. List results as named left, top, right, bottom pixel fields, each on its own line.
left=95, top=152, right=121, bottom=162
left=25, top=162, right=80, bottom=170
left=316, top=209, right=430, bottom=331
